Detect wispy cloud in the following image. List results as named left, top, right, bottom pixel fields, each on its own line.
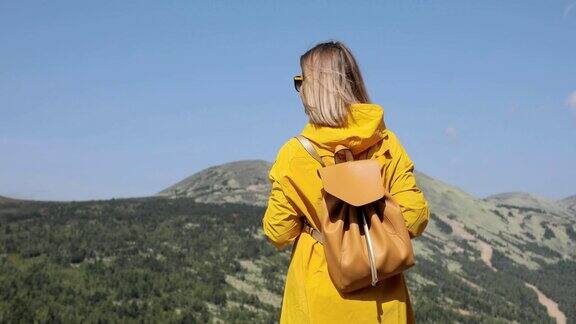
left=564, top=2, right=576, bottom=18
left=567, top=90, right=576, bottom=114
left=509, top=102, right=519, bottom=113
left=448, top=156, right=459, bottom=166
left=444, top=126, right=459, bottom=145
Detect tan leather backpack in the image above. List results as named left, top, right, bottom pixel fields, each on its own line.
left=294, top=134, right=415, bottom=293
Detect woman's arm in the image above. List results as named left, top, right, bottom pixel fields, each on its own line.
left=262, top=157, right=302, bottom=250
left=385, top=130, right=430, bottom=239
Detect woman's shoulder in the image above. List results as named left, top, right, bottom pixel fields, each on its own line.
left=276, top=135, right=323, bottom=160
left=369, top=127, right=408, bottom=158
left=269, top=136, right=327, bottom=181
left=268, top=137, right=302, bottom=177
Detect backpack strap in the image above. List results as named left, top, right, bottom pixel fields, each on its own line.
left=302, top=217, right=325, bottom=244
left=294, top=135, right=326, bottom=167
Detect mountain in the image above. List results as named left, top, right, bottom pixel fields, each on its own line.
left=1, top=159, right=574, bottom=323
left=156, top=160, right=272, bottom=206
left=0, top=195, right=20, bottom=203
left=485, top=191, right=574, bottom=220
left=157, top=159, right=575, bottom=267
left=156, top=159, right=576, bottom=323
left=413, top=179, right=575, bottom=269
left=559, top=194, right=576, bottom=214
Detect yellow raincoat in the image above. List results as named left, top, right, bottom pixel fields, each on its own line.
left=262, top=103, right=430, bottom=323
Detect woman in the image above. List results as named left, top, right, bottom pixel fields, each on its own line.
left=262, top=40, right=430, bottom=324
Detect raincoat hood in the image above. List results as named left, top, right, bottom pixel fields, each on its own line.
left=299, top=103, right=388, bottom=157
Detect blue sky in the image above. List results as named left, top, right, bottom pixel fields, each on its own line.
left=1, top=1, right=575, bottom=201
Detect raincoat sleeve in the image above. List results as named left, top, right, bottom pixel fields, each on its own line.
left=262, top=158, right=302, bottom=250
left=386, top=132, right=430, bottom=239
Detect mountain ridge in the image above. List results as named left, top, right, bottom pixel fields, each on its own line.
left=157, top=158, right=576, bottom=264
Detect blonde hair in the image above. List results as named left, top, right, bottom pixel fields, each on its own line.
left=299, top=40, right=371, bottom=127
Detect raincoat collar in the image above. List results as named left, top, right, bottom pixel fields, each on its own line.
left=299, top=103, right=388, bottom=157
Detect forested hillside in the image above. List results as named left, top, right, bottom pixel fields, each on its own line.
left=1, top=195, right=574, bottom=323
left=0, top=197, right=279, bottom=323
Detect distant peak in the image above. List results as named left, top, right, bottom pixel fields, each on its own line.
left=156, top=159, right=273, bottom=206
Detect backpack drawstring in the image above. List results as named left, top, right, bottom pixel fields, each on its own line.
left=359, top=206, right=379, bottom=286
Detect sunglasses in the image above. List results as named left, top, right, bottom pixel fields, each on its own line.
left=293, top=75, right=303, bottom=92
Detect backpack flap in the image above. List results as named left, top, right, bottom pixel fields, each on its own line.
left=318, top=160, right=385, bottom=206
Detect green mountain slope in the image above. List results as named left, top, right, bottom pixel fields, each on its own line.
left=0, top=197, right=281, bottom=322
left=559, top=194, right=576, bottom=214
